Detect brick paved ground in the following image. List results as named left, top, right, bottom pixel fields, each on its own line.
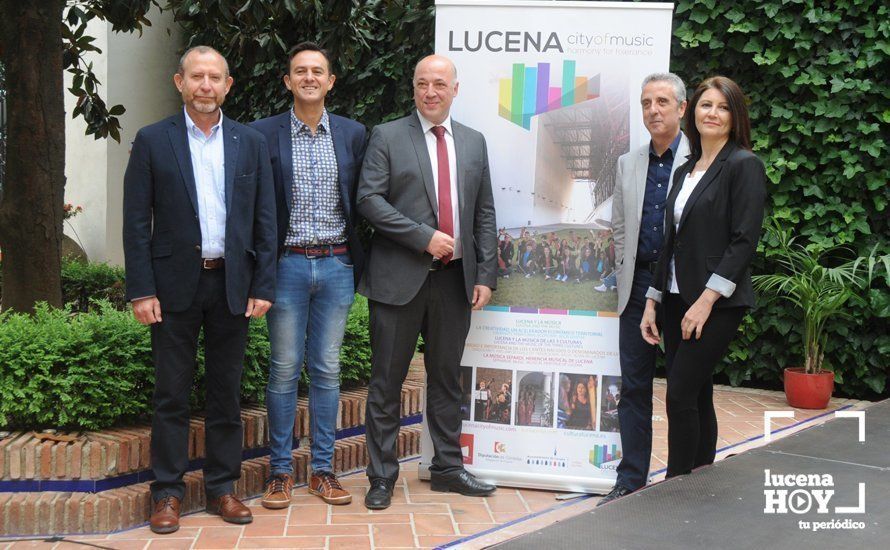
left=0, top=380, right=865, bottom=550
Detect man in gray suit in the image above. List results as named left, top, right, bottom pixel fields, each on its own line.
left=357, top=54, right=498, bottom=509
left=599, top=73, right=689, bottom=506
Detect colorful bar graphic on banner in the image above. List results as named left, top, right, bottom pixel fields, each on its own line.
left=498, top=60, right=600, bottom=129
left=590, top=444, right=623, bottom=467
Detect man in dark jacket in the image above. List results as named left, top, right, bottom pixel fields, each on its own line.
left=250, top=42, right=367, bottom=509
left=123, top=46, right=277, bottom=533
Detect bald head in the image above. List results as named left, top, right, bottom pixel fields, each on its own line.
left=413, top=55, right=457, bottom=83
left=413, top=55, right=459, bottom=125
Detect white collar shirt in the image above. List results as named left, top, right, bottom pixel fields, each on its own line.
left=183, top=106, right=226, bottom=258
left=417, top=110, right=462, bottom=260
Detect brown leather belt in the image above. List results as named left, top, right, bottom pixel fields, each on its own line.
left=288, top=244, right=349, bottom=257
left=202, top=258, right=225, bottom=270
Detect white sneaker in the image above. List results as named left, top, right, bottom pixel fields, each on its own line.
left=594, top=284, right=607, bottom=292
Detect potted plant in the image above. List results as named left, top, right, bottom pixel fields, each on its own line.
left=753, top=222, right=887, bottom=409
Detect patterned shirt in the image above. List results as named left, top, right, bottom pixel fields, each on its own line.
left=285, top=109, right=345, bottom=246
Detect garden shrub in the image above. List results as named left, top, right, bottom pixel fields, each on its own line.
left=1, top=259, right=128, bottom=312
left=0, top=302, right=154, bottom=430
left=0, top=298, right=374, bottom=431
left=60, top=260, right=127, bottom=312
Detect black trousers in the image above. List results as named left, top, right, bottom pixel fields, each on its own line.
left=365, top=264, right=471, bottom=482
left=663, top=293, right=745, bottom=478
left=149, top=268, right=249, bottom=501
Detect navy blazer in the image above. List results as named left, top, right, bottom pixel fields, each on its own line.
left=250, top=110, right=368, bottom=288
left=649, top=141, right=767, bottom=309
left=122, top=111, right=277, bottom=314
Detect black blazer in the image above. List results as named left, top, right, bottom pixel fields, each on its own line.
left=250, top=111, right=368, bottom=289
left=123, top=111, right=278, bottom=314
left=650, top=141, right=767, bottom=309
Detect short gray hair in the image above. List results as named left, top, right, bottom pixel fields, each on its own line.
left=642, top=72, right=686, bottom=104
left=178, top=45, right=229, bottom=76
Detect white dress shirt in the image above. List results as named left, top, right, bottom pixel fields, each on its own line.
left=183, top=106, right=226, bottom=258
left=417, top=110, right=462, bottom=260
left=668, top=169, right=705, bottom=294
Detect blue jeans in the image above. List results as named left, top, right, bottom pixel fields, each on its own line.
left=266, top=250, right=355, bottom=475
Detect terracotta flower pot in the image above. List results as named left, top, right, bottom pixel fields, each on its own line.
left=783, top=367, right=834, bottom=409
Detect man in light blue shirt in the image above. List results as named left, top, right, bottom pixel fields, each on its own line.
left=123, top=46, right=277, bottom=534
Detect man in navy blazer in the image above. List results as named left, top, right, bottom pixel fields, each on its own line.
left=123, top=46, right=276, bottom=533
left=250, top=42, right=367, bottom=509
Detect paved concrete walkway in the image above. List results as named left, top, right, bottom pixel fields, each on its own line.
left=3, top=381, right=865, bottom=549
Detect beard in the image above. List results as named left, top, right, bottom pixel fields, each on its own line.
left=190, top=97, right=220, bottom=114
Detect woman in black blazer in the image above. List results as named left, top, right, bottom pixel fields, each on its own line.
left=640, top=76, right=767, bottom=477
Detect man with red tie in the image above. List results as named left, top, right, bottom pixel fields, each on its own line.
left=356, top=54, right=498, bottom=509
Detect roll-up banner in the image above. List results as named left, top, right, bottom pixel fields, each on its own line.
left=419, top=0, right=674, bottom=493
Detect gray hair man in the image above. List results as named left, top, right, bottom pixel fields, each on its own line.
left=598, top=72, right=689, bottom=506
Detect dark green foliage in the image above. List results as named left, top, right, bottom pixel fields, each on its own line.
left=0, top=302, right=154, bottom=430
left=340, top=294, right=372, bottom=385
left=60, top=260, right=128, bottom=312
left=0, top=288, right=374, bottom=431
left=166, top=0, right=434, bottom=126
left=63, top=0, right=159, bottom=141
left=1, top=259, right=128, bottom=312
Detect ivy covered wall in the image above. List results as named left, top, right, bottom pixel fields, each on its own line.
left=166, top=0, right=888, bottom=398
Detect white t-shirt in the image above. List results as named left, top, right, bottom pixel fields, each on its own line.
left=668, top=170, right=706, bottom=294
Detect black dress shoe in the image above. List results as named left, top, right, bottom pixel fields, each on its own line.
left=597, top=485, right=633, bottom=507
left=364, top=478, right=394, bottom=510
left=430, top=470, right=496, bottom=496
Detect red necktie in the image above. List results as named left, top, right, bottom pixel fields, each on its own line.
left=432, top=125, right=453, bottom=264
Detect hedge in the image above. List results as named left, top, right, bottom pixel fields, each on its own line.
left=164, top=0, right=889, bottom=399
left=0, top=295, right=374, bottom=431
left=0, top=259, right=128, bottom=312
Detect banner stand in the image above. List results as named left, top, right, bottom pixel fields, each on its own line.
left=419, top=0, right=675, bottom=493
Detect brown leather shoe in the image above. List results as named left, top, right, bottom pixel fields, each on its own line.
left=261, top=473, right=294, bottom=509
left=149, top=495, right=181, bottom=534
left=309, top=471, right=352, bottom=505
left=206, top=494, right=253, bottom=524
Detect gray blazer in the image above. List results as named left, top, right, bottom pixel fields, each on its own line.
left=611, top=134, right=689, bottom=315
left=356, top=112, right=497, bottom=306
